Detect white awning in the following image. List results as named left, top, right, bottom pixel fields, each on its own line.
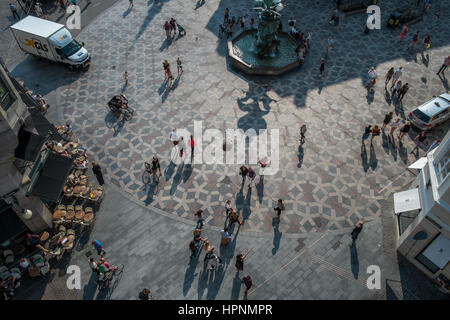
left=394, top=188, right=421, bottom=214
left=408, top=157, right=428, bottom=170
left=422, top=234, right=450, bottom=269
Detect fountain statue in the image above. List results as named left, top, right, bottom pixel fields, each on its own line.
left=253, top=0, right=284, bottom=57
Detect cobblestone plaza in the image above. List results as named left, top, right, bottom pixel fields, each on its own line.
left=2, top=0, right=449, bottom=300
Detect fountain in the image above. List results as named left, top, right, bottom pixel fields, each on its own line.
left=228, top=0, right=301, bottom=76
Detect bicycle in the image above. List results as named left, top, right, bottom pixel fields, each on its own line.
left=97, top=264, right=124, bottom=290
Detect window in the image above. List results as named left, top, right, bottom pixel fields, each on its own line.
left=412, top=109, right=431, bottom=123
left=0, top=77, right=13, bottom=111
left=435, top=149, right=450, bottom=184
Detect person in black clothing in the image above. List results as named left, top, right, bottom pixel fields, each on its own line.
left=398, top=121, right=411, bottom=141
left=138, top=288, right=152, bottom=300
left=361, top=125, right=372, bottom=148
left=239, top=165, right=248, bottom=184
left=397, top=83, right=409, bottom=101
left=273, top=199, right=285, bottom=216
left=241, top=275, right=254, bottom=294
left=278, top=21, right=283, bottom=31
left=320, top=58, right=325, bottom=76
left=235, top=250, right=250, bottom=272
left=91, top=162, right=104, bottom=185
left=351, top=221, right=363, bottom=241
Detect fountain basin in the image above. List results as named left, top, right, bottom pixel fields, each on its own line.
left=228, top=29, right=301, bottom=76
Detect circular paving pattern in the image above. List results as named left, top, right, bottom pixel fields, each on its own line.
left=46, top=0, right=450, bottom=234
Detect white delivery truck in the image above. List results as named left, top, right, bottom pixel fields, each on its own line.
left=10, top=16, right=90, bottom=70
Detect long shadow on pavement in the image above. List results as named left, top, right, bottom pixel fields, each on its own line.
left=350, top=241, right=359, bottom=280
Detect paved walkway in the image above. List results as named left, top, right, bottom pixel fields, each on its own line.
left=11, top=0, right=450, bottom=234
left=3, top=0, right=450, bottom=299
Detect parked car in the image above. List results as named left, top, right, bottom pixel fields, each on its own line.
left=407, top=93, right=450, bottom=131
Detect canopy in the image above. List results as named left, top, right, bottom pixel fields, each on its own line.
left=27, top=150, right=73, bottom=202
left=393, top=188, right=421, bottom=214
left=14, top=127, right=45, bottom=162
left=408, top=157, right=428, bottom=170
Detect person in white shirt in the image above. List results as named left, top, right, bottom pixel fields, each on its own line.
left=169, top=129, right=179, bottom=145
left=366, top=67, right=377, bottom=87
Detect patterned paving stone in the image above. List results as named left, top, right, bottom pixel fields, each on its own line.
left=9, top=0, right=450, bottom=235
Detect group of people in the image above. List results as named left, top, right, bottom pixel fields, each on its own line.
left=163, top=18, right=186, bottom=39
left=162, top=58, right=183, bottom=88
left=221, top=9, right=255, bottom=39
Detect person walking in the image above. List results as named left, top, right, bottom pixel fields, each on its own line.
left=385, top=67, right=394, bottom=89
left=408, top=31, right=420, bottom=49
left=273, top=199, right=285, bottom=217
left=366, top=67, right=377, bottom=88
left=393, top=80, right=402, bottom=97
left=166, top=65, right=174, bottom=88
left=247, top=167, right=256, bottom=189
left=163, top=60, right=170, bottom=78
left=235, top=250, right=250, bottom=272
left=225, top=199, right=232, bottom=216
left=123, top=71, right=129, bottom=87
left=163, top=21, right=171, bottom=39
left=397, top=25, right=408, bottom=42
left=326, top=35, right=334, bottom=57
left=421, top=34, right=431, bottom=53
left=427, top=139, right=440, bottom=153
left=333, top=11, right=340, bottom=30
left=228, top=210, right=243, bottom=228
left=239, top=165, right=248, bottom=185
left=397, top=83, right=409, bottom=102
left=370, top=125, right=381, bottom=146
left=176, top=57, right=183, bottom=75
left=9, top=3, right=20, bottom=21
left=319, top=58, right=325, bottom=77
left=389, top=118, right=401, bottom=138
left=361, top=125, right=372, bottom=148
left=89, top=258, right=99, bottom=274
left=398, top=121, right=411, bottom=141
left=189, top=135, right=195, bottom=162
left=91, top=239, right=106, bottom=256
left=189, top=239, right=198, bottom=259
left=169, top=128, right=179, bottom=145
left=242, top=275, right=255, bottom=294
left=410, top=131, right=426, bottom=156
left=220, top=228, right=231, bottom=246
left=390, top=67, right=403, bottom=89
left=436, top=56, right=450, bottom=76
left=169, top=18, right=177, bottom=37
left=35, top=3, right=44, bottom=18
left=300, top=124, right=307, bottom=143
left=351, top=221, right=363, bottom=242
left=138, top=288, right=153, bottom=300
left=91, top=162, right=105, bottom=186
left=224, top=8, right=229, bottom=22
left=129, top=0, right=134, bottom=8
left=250, top=18, right=255, bottom=29
left=194, top=210, right=204, bottom=229
left=382, top=112, right=394, bottom=129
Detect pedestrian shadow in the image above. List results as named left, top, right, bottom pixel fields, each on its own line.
left=183, top=258, right=199, bottom=296
left=365, top=88, right=374, bottom=105
left=81, top=3, right=91, bottom=14
left=158, top=80, right=167, bottom=95
left=135, top=0, right=166, bottom=40
left=164, top=161, right=176, bottom=181
left=350, top=241, right=359, bottom=280
left=170, top=163, right=184, bottom=195
left=113, top=119, right=125, bottom=137
left=121, top=83, right=127, bottom=93
left=384, top=88, right=392, bottom=105
left=438, top=74, right=449, bottom=92
left=398, top=141, right=408, bottom=164
left=297, top=144, right=304, bottom=168
left=421, top=53, right=429, bottom=67
left=194, top=0, right=206, bottom=10
left=369, top=146, right=378, bottom=170
left=197, top=262, right=209, bottom=299
left=123, top=7, right=132, bottom=18
left=161, top=85, right=171, bottom=103
left=361, top=146, right=369, bottom=172
left=230, top=272, right=242, bottom=300
left=256, top=176, right=264, bottom=204
left=143, top=182, right=157, bottom=205
left=242, top=187, right=252, bottom=221
left=183, top=163, right=193, bottom=182
left=206, top=264, right=227, bottom=300
left=381, top=130, right=390, bottom=153
left=394, top=102, right=406, bottom=120
left=159, top=37, right=173, bottom=51
left=388, top=136, right=398, bottom=161
left=171, top=75, right=181, bottom=90
left=272, top=217, right=282, bottom=255
left=104, top=111, right=119, bottom=128
left=82, top=272, right=98, bottom=300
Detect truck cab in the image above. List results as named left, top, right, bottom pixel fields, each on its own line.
left=48, top=27, right=90, bottom=69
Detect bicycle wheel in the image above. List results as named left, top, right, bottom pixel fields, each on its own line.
left=115, top=264, right=124, bottom=274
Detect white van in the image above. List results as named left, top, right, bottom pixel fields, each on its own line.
left=10, top=16, right=90, bottom=70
